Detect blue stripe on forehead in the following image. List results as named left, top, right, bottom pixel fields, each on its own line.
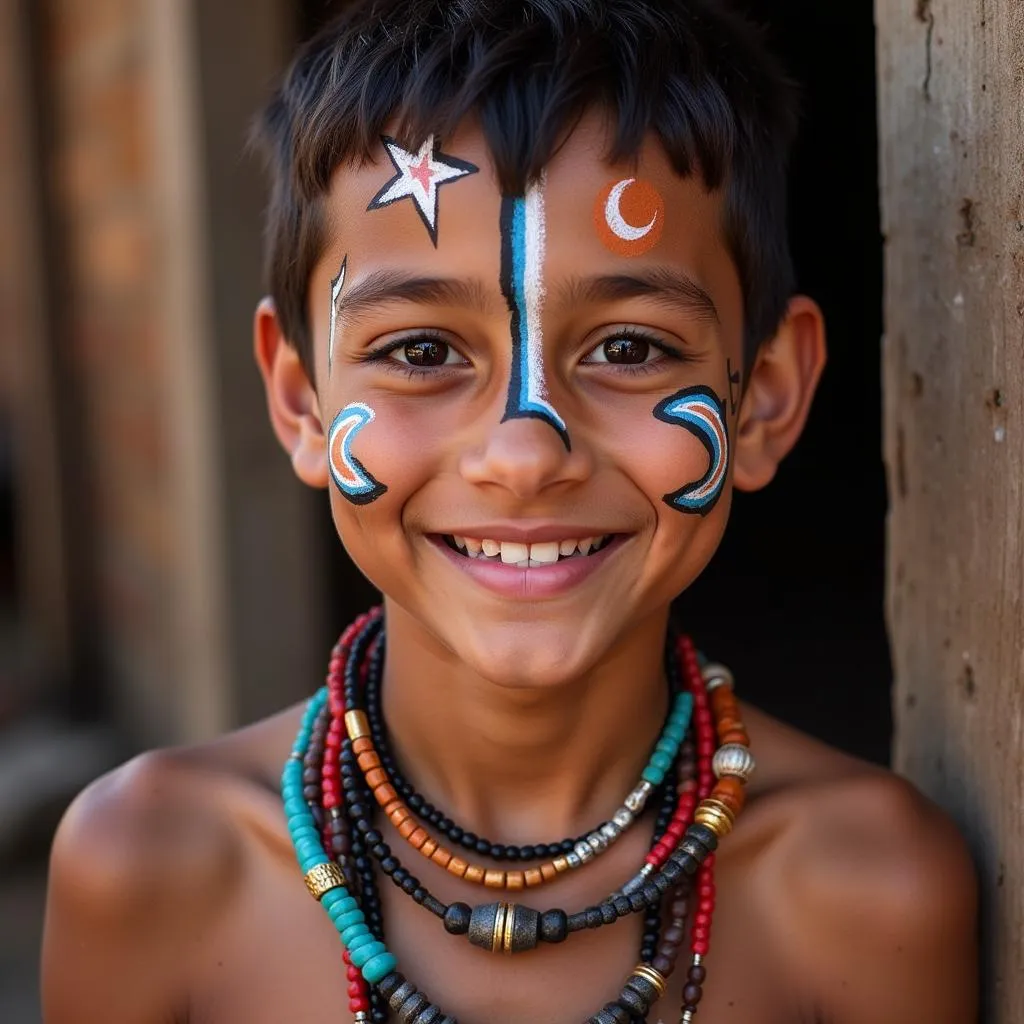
left=499, top=189, right=571, bottom=451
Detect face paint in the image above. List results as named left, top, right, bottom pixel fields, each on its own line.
left=366, top=135, right=478, bottom=246
left=653, top=386, right=729, bottom=516
left=727, top=357, right=741, bottom=417
left=328, top=403, right=387, bottom=506
left=327, top=257, right=347, bottom=377
left=594, top=177, right=665, bottom=257
left=499, top=177, right=571, bottom=450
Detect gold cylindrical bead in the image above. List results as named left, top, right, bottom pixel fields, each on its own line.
left=552, top=856, right=570, bottom=873
left=304, top=861, right=345, bottom=900
left=344, top=710, right=370, bottom=740
left=694, top=798, right=735, bottom=838
left=502, top=904, right=515, bottom=954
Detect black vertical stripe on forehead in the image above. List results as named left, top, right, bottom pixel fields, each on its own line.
left=498, top=196, right=525, bottom=424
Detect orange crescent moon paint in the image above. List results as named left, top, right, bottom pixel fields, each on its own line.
left=594, top=177, right=665, bottom=257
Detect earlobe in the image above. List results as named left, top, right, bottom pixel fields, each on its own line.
left=253, top=297, right=329, bottom=489
left=731, top=295, right=827, bottom=492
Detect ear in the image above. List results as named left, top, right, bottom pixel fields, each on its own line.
left=253, top=297, right=329, bottom=488
left=731, top=295, right=827, bottom=492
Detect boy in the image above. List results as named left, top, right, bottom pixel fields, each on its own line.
left=41, top=1, right=977, bottom=1021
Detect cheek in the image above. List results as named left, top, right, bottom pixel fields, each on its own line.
left=327, top=394, right=452, bottom=532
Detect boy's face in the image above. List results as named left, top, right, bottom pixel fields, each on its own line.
left=277, top=113, right=817, bottom=686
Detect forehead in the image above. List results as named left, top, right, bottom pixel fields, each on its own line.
left=317, top=112, right=741, bottom=331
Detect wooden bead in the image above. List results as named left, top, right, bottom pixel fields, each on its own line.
left=483, top=869, right=507, bottom=888
left=389, top=806, right=409, bottom=828
left=447, top=856, right=469, bottom=878
left=398, top=817, right=419, bottom=839
left=524, top=868, right=544, bottom=887
left=505, top=870, right=525, bottom=891
left=356, top=750, right=381, bottom=772
left=431, top=846, right=452, bottom=868
left=407, top=827, right=429, bottom=849
left=351, top=736, right=374, bottom=755
left=720, top=729, right=750, bottom=746
left=420, top=837, right=438, bottom=858
left=365, top=767, right=389, bottom=789
left=463, top=864, right=485, bottom=884
left=711, top=777, right=745, bottom=814
left=539, top=863, right=558, bottom=883
left=382, top=797, right=403, bottom=817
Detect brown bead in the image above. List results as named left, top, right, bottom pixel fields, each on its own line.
left=447, top=855, right=469, bottom=878
left=431, top=846, right=452, bottom=868
left=663, top=924, right=686, bottom=945
left=421, top=837, right=438, bottom=858
left=539, top=863, right=558, bottom=882
left=720, top=729, right=750, bottom=746
left=524, top=868, right=544, bottom=887
left=388, top=805, right=409, bottom=828
left=375, top=784, right=398, bottom=807
left=688, top=964, right=707, bottom=983
left=711, top=776, right=746, bottom=814
left=505, top=870, right=525, bottom=891
left=351, top=736, right=374, bottom=755
left=356, top=750, right=381, bottom=772
left=682, top=983, right=703, bottom=1005
left=463, top=864, right=485, bottom=885
left=364, top=767, right=389, bottom=789
left=652, top=955, right=675, bottom=976
left=407, top=827, right=429, bottom=849
left=397, top=817, right=418, bottom=839
left=483, top=869, right=506, bottom=888
left=382, top=797, right=403, bottom=817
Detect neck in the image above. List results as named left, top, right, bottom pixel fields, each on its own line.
left=378, top=600, right=672, bottom=846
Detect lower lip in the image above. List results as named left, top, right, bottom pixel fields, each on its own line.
left=428, top=536, right=628, bottom=599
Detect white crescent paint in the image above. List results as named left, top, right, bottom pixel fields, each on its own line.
left=605, top=178, right=658, bottom=241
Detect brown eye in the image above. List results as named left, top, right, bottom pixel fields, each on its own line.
left=602, top=337, right=651, bottom=363
left=403, top=340, right=450, bottom=365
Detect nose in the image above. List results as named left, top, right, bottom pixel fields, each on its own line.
left=459, top=415, right=592, bottom=499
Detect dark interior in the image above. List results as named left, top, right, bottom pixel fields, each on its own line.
left=304, top=0, right=892, bottom=764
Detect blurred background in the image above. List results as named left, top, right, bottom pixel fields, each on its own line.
left=0, top=0, right=887, bottom=1019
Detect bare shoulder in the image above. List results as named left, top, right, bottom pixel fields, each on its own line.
left=743, top=707, right=978, bottom=1023
left=42, top=711, right=297, bottom=1023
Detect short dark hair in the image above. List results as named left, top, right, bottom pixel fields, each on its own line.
left=255, top=0, right=798, bottom=376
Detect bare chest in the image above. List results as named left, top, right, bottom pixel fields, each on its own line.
left=186, top=855, right=801, bottom=1024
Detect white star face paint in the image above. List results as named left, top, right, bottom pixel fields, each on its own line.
left=498, top=175, right=570, bottom=450
left=366, top=135, right=479, bottom=245
left=327, top=257, right=347, bottom=377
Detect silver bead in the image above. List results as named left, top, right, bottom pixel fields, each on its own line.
left=624, top=780, right=653, bottom=813
left=567, top=849, right=583, bottom=869
left=702, top=661, right=734, bottom=691
left=613, top=807, right=634, bottom=830
left=574, top=840, right=595, bottom=863
left=712, top=742, right=756, bottom=782
left=600, top=821, right=620, bottom=842
left=587, top=834, right=605, bottom=854
left=681, top=1011, right=696, bottom=1023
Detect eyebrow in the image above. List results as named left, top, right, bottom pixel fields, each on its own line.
left=335, top=269, right=501, bottom=324
left=555, top=269, right=721, bottom=324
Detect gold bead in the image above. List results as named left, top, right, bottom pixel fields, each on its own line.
left=304, top=861, right=346, bottom=900
left=632, top=964, right=667, bottom=998
left=694, top=798, right=735, bottom=838
left=503, top=904, right=515, bottom=955
left=552, top=856, right=570, bottom=873
left=491, top=902, right=508, bottom=954
left=344, top=710, right=370, bottom=740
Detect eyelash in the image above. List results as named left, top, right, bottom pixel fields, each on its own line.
left=586, top=328, right=691, bottom=376
left=361, top=332, right=467, bottom=379
left=359, top=328, right=693, bottom=379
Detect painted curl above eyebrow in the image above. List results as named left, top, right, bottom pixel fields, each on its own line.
left=328, top=402, right=387, bottom=506
left=653, top=385, right=729, bottom=516
left=594, top=178, right=666, bottom=258
left=366, top=135, right=479, bottom=246
left=327, top=257, right=347, bottom=378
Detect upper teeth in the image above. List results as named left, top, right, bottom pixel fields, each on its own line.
left=449, top=535, right=609, bottom=566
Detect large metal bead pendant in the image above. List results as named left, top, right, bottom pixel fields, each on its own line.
left=712, top=742, right=756, bottom=782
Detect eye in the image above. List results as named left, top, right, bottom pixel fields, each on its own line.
left=389, top=338, right=466, bottom=367
left=583, top=332, right=667, bottom=366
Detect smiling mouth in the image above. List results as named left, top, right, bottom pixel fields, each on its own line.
left=440, top=534, right=618, bottom=568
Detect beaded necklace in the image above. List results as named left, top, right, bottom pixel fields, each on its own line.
left=282, top=609, right=754, bottom=1023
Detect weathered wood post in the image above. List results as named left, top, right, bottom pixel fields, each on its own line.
left=876, top=1, right=1024, bottom=1018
